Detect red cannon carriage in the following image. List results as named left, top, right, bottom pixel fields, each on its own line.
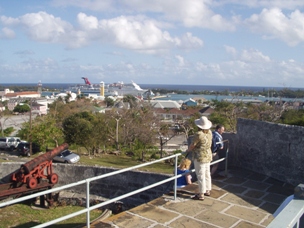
left=0, top=143, right=68, bottom=200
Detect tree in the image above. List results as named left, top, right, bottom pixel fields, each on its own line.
left=17, top=114, right=64, bottom=150
left=175, top=112, right=200, bottom=139
left=65, top=93, right=72, bottom=103
left=13, top=104, right=30, bottom=113
left=62, top=111, right=108, bottom=156
left=104, top=97, right=115, bottom=107
left=108, top=105, right=159, bottom=159
left=280, top=109, right=304, bottom=126
left=0, top=114, right=10, bottom=137
left=123, top=95, right=137, bottom=108
left=208, top=99, right=251, bottom=132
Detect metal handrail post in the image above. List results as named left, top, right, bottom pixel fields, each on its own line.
left=225, top=140, right=229, bottom=177
left=174, top=154, right=178, bottom=200
left=86, top=180, right=90, bottom=228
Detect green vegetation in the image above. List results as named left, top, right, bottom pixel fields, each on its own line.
left=78, top=152, right=174, bottom=174
left=280, top=109, right=304, bottom=126
left=13, top=104, right=30, bottom=113
left=0, top=85, right=60, bottom=93
left=207, top=99, right=304, bottom=132
left=1, top=86, right=304, bottom=158
left=2, top=85, right=304, bottom=227
left=0, top=202, right=102, bottom=228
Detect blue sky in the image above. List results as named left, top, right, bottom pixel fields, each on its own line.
left=0, top=0, right=304, bottom=87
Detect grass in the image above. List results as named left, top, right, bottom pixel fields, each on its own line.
left=77, top=152, right=175, bottom=174
left=0, top=148, right=178, bottom=175
left=0, top=202, right=103, bottom=228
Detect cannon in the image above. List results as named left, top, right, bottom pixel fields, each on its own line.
left=0, top=143, right=68, bottom=200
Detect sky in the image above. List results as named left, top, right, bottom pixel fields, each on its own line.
left=0, top=0, right=304, bottom=88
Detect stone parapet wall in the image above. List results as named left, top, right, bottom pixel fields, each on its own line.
left=0, top=162, right=172, bottom=208
left=226, top=118, right=304, bottom=186
left=55, top=164, right=172, bottom=207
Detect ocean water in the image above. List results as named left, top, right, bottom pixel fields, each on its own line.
left=1, top=83, right=304, bottom=92
left=2, top=83, right=304, bottom=102
left=140, top=84, right=288, bottom=92
left=152, top=93, right=304, bottom=102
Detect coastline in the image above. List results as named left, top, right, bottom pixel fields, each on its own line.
left=1, top=83, right=304, bottom=93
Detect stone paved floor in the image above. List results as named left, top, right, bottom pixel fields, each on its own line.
left=88, top=167, right=295, bottom=228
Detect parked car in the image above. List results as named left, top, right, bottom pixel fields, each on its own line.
left=17, top=142, right=40, bottom=156
left=53, top=150, right=80, bottom=164
left=156, top=135, right=169, bottom=141
left=0, top=137, right=21, bottom=151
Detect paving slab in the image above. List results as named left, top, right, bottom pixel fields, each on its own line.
left=168, top=216, right=218, bottom=228
left=225, top=205, right=270, bottom=224
left=195, top=206, right=239, bottom=228
left=89, top=168, right=294, bottom=228
left=94, top=212, right=155, bottom=228
left=220, top=193, right=263, bottom=208
left=130, top=204, right=180, bottom=223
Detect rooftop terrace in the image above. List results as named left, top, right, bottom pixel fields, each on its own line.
left=91, top=167, right=295, bottom=228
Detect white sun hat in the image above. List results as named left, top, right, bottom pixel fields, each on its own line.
left=195, top=116, right=212, bottom=130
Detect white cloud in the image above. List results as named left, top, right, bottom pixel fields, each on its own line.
left=175, top=55, right=185, bottom=67
left=1, top=27, right=15, bottom=38
left=241, top=49, right=271, bottom=62
left=0, top=15, right=20, bottom=26
left=245, top=8, right=304, bottom=46
left=51, top=0, right=113, bottom=11
left=51, top=0, right=236, bottom=31
left=2, top=11, right=203, bottom=52
left=180, top=32, right=204, bottom=48
left=90, top=14, right=203, bottom=52
left=77, top=12, right=99, bottom=30
left=215, top=0, right=304, bottom=10
left=224, top=45, right=237, bottom=57
left=19, top=11, right=72, bottom=43
left=14, top=50, right=35, bottom=57
left=1, top=1, right=304, bottom=86
left=159, top=0, right=235, bottom=31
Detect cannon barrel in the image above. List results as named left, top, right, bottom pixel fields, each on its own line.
left=21, top=143, right=69, bottom=174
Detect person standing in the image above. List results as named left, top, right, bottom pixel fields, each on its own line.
left=211, top=124, right=225, bottom=176
left=186, top=116, right=213, bottom=200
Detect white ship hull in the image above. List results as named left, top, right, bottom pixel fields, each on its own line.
left=66, top=80, right=148, bottom=96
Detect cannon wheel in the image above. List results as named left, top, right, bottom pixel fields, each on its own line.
left=49, top=173, right=58, bottom=184
left=27, top=177, right=37, bottom=189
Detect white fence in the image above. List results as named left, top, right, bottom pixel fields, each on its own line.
left=0, top=142, right=229, bottom=228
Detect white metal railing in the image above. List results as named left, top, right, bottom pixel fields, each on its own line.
left=0, top=141, right=229, bottom=228
left=267, top=195, right=304, bottom=228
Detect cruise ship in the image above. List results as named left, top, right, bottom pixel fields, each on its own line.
left=106, top=81, right=148, bottom=96
left=66, top=77, right=148, bottom=97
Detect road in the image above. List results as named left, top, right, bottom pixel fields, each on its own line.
left=0, top=114, right=34, bottom=135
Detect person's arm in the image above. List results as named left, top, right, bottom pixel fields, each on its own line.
left=185, top=173, right=192, bottom=185
left=187, top=143, right=195, bottom=152
left=216, top=136, right=223, bottom=150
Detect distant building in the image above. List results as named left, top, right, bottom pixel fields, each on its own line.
left=31, top=101, right=47, bottom=115
left=199, top=106, right=214, bottom=116
left=183, top=98, right=197, bottom=107
left=223, top=98, right=263, bottom=104
left=0, top=88, right=14, bottom=99
left=153, top=107, right=200, bottom=121
left=114, top=101, right=130, bottom=109
left=148, top=100, right=181, bottom=109
left=3, top=91, right=41, bottom=99
left=7, top=98, right=49, bottom=115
